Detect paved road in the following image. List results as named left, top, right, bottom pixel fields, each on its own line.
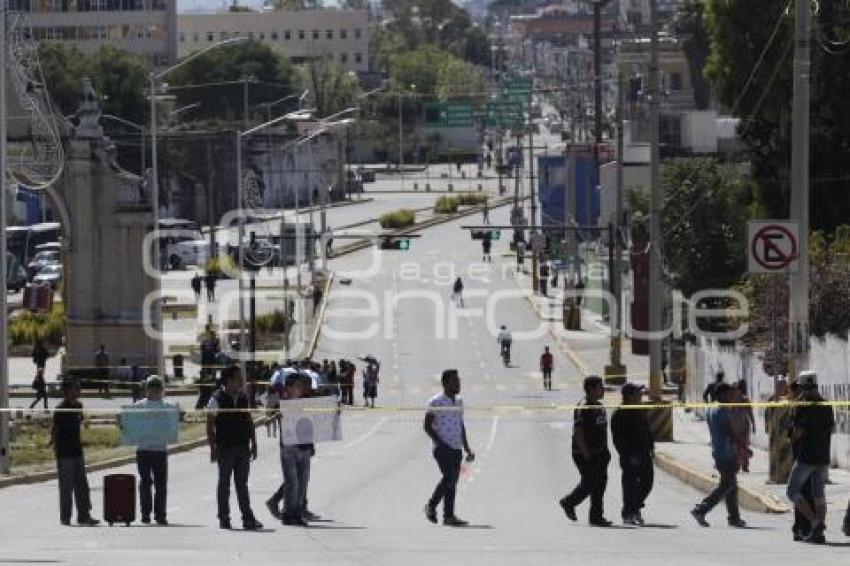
left=3, top=205, right=850, bottom=565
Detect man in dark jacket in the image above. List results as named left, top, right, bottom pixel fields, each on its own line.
left=611, top=383, right=654, bottom=526
left=206, top=365, right=262, bottom=530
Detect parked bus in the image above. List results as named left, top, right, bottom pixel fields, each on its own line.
left=158, top=218, right=208, bottom=270
left=5, top=222, right=61, bottom=266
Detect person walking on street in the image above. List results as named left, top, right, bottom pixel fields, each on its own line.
left=362, top=358, right=380, bottom=408
left=452, top=276, right=464, bottom=308
left=52, top=379, right=100, bottom=526
left=482, top=199, right=490, bottom=224
left=277, top=373, right=314, bottom=526
left=32, top=339, right=48, bottom=374
left=690, top=383, right=746, bottom=528
left=703, top=370, right=725, bottom=403
left=312, top=283, right=323, bottom=317
left=191, top=274, right=202, bottom=302
left=559, top=375, right=612, bottom=527
left=482, top=237, right=492, bottom=263
left=205, top=271, right=216, bottom=302
left=30, top=338, right=49, bottom=409
left=786, top=371, right=835, bottom=543
left=612, top=383, right=654, bottom=526
left=206, top=365, right=263, bottom=530
left=540, top=346, right=554, bottom=391
left=423, top=369, right=475, bottom=526
left=133, top=376, right=173, bottom=525
left=539, top=261, right=550, bottom=296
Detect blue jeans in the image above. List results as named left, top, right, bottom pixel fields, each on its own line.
left=428, top=444, right=463, bottom=519
left=281, top=445, right=311, bottom=519
left=787, top=462, right=827, bottom=505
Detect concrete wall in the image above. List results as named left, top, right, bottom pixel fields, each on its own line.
left=599, top=160, right=649, bottom=228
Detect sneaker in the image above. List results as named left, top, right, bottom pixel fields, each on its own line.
left=424, top=505, right=437, bottom=524
left=728, top=518, right=747, bottom=528
left=78, top=516, right=100, bottom=526
left=589, top=518, right=613, bottom=527
left=804, top=523, right=825, bottom=543
left=690, top=508, right=710, bottom=527
left=242, top=519, right=264, bottom=531
left=623, top=515, right=640, bottom=526
left=141, top=515, right=151, bottom=524
left=302, top=510, right=321, bottom=521
left=558, top=498, right=577, bottom=522
left=444, top=516, right=469, bottom=527
left=219, top=518, right=232, bottom=530
left=266, top=499, right=282, bottom=520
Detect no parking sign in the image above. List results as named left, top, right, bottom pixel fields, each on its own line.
left=747, top=221, right=799, bottom=274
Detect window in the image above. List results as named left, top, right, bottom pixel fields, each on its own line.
left=207, top=32, right=214, bottom=42
left=284, top=30, right=291, bottom=40
left=340, top=29, right=347, bottom=39
left=259, top=32, right=265, bottom=40
left=312, top=29, right=319, bottom=40
left=248, top=32, right=254, bottom=39
left=326, top=29, right=333, bottom=40
left=354, top=28, right=362, bottom=39
left=298, top=29, right=305, bottom=40
left=220, top=31, right=228, bottom=40
left=271, top=31, right=278, bottom=40
left=340, top=53, right=348, bottom=64
left=354, top=52, right=362, bottom=64
left=179, top=32, right=185, bottom=42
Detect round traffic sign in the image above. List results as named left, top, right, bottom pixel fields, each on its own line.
left=751, top=225, right=797, bottom=270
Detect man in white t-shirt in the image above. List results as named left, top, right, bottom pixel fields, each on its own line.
left=423, top=369, right=475, bottom=526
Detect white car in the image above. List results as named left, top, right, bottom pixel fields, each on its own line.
left=27, top=250, right=60, bottom=278
left=33, top=263, right=63, bottom=289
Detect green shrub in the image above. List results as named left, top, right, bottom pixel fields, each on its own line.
left=456, top=193, right=489, bottom=206
left=204, top=255, right=237, bottom=276
left=9, top=303, right=65, bottom=346
left=256, top=310, right=291, bottom=333
left=434, top=196, right=459, bottom=214
left=379, top=209, right=416, bottom=229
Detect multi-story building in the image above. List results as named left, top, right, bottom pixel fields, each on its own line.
left=177, top=9, right=369, bottom=73
left=13, top=0, right=177, bottom=66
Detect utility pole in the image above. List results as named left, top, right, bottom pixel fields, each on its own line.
left=605, top=73, right=627, bottom=384
left=593, top=0, right=607, bottom=155
left=528, top=81, right=538, bottom=291
left=648, top=0, right=663, bottom=400
left=789, top=0, right=811, bottom=375
left=0, top=1, right=9, bottom=475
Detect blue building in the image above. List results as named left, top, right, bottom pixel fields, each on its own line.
left=537, top=151, right=599, bottom=240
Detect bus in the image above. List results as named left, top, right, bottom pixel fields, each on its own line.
left=6, top=222, right=61, bottom=267
left=158, top=218, right=208, bottom=270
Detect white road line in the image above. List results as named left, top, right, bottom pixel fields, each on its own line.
left=485, top=415, right=499, bottom=454
left=341, top=416, right=389, bottom=451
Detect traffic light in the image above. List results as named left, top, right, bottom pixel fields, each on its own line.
left=471, top=230, right=500, bottom=241
left=380, top=237, right=411, bottom=250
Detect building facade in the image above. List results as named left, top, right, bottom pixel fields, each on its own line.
left=177, top=10, right=369, bottom=73
left=13, top=0, right=177, bottom=66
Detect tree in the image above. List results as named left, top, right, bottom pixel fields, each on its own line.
left=389, top=45, right=445, bottom=96
left=704, top=0, right=850, bottom=231
left=39, top=43, right=148, bottom=124
left=167, top=40, right=299, bottom=122
left=436, top=57, right=485, bottom=102
left=672, top=0, right=711, bottom=110
left=303, top=57, right=361, bottom=117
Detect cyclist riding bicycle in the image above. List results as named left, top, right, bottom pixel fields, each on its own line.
left=497, top=325, right=512, bottom=360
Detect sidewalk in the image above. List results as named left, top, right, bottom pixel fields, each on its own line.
left=512, top=265, right=850, bottom=516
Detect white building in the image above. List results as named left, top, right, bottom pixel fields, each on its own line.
left=17, top=0, right=177, bottom=66
left=177, top=9, right=369, bottom=73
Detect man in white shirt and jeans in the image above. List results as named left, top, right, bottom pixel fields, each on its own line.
left=423, top=369, right=475, bottom=526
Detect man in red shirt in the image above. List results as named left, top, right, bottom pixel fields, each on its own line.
left=540, top=346, right=554, bottom=391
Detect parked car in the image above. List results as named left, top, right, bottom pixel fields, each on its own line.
left=6, top=252, right=27, bottom=293
left=27, top=250, right=60, bottom=278
left=33, top=263, right=63, bottom=289
left=167, top=240, right=209, bottom=270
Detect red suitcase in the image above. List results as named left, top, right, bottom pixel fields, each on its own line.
left=103, top=473, right=136, bottom=526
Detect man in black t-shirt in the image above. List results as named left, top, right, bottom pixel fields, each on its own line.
left=559, top=375, right=612, bottom=527
left=52, top=379, right=99, bottom=526
left=786, top=371, right=834, bottom=543
left=612, top=383, right=654, bottom=526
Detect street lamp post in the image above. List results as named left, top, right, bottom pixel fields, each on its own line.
left=149, top=36, right=247, bottom=378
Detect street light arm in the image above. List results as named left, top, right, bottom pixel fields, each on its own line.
left=319, top=107, right=359, bottom=123
left=101, top=114, right=145, bottom=131
left=153, top=37, right=248, bottom=81
left=240, top=108, right=316, bottom=138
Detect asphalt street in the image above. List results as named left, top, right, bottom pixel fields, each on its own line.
left=3, top=203, right=849, bottom=565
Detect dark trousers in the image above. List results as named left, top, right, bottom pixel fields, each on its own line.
left=542, top=368, right=552, bottom=390
left=30, top=389, right=48, bottom=409
left=206, top=287, right=215, bottom=301
left=792, top=475, right=815, bottom=534
left=695, top=458, right=740, bottom=521
left=341, top=384, right=354, bottom=405
left=137, top=450, right=168, bottom=521
left=57, top=456, right=92, bottom=522
left=620, top=456, right=654, bottom=518
left=216, top=444, right=254, bottom=522
left=563, top=452, right=610, bottom=521
left=428, top=444, right=463, bottom=519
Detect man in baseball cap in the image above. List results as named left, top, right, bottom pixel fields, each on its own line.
left=612, top=383, right=654, bottom=525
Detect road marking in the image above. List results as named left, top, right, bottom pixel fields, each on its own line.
left=485, top=415, right=499, bottom=454
left=342, top=416, right=388, bottom=450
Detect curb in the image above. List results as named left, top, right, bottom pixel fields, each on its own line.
left=304, top=270, right=334, bottom=360
left=654, top=451, right=791, bottom=514
left=0, top=419, right=268, bottom=491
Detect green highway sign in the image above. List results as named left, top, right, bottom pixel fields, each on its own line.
left=504, top=78, right=532, bottom=94
left=423, top=102, right=474, bottom=127
left=486, top=99, right=525, bottom=127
